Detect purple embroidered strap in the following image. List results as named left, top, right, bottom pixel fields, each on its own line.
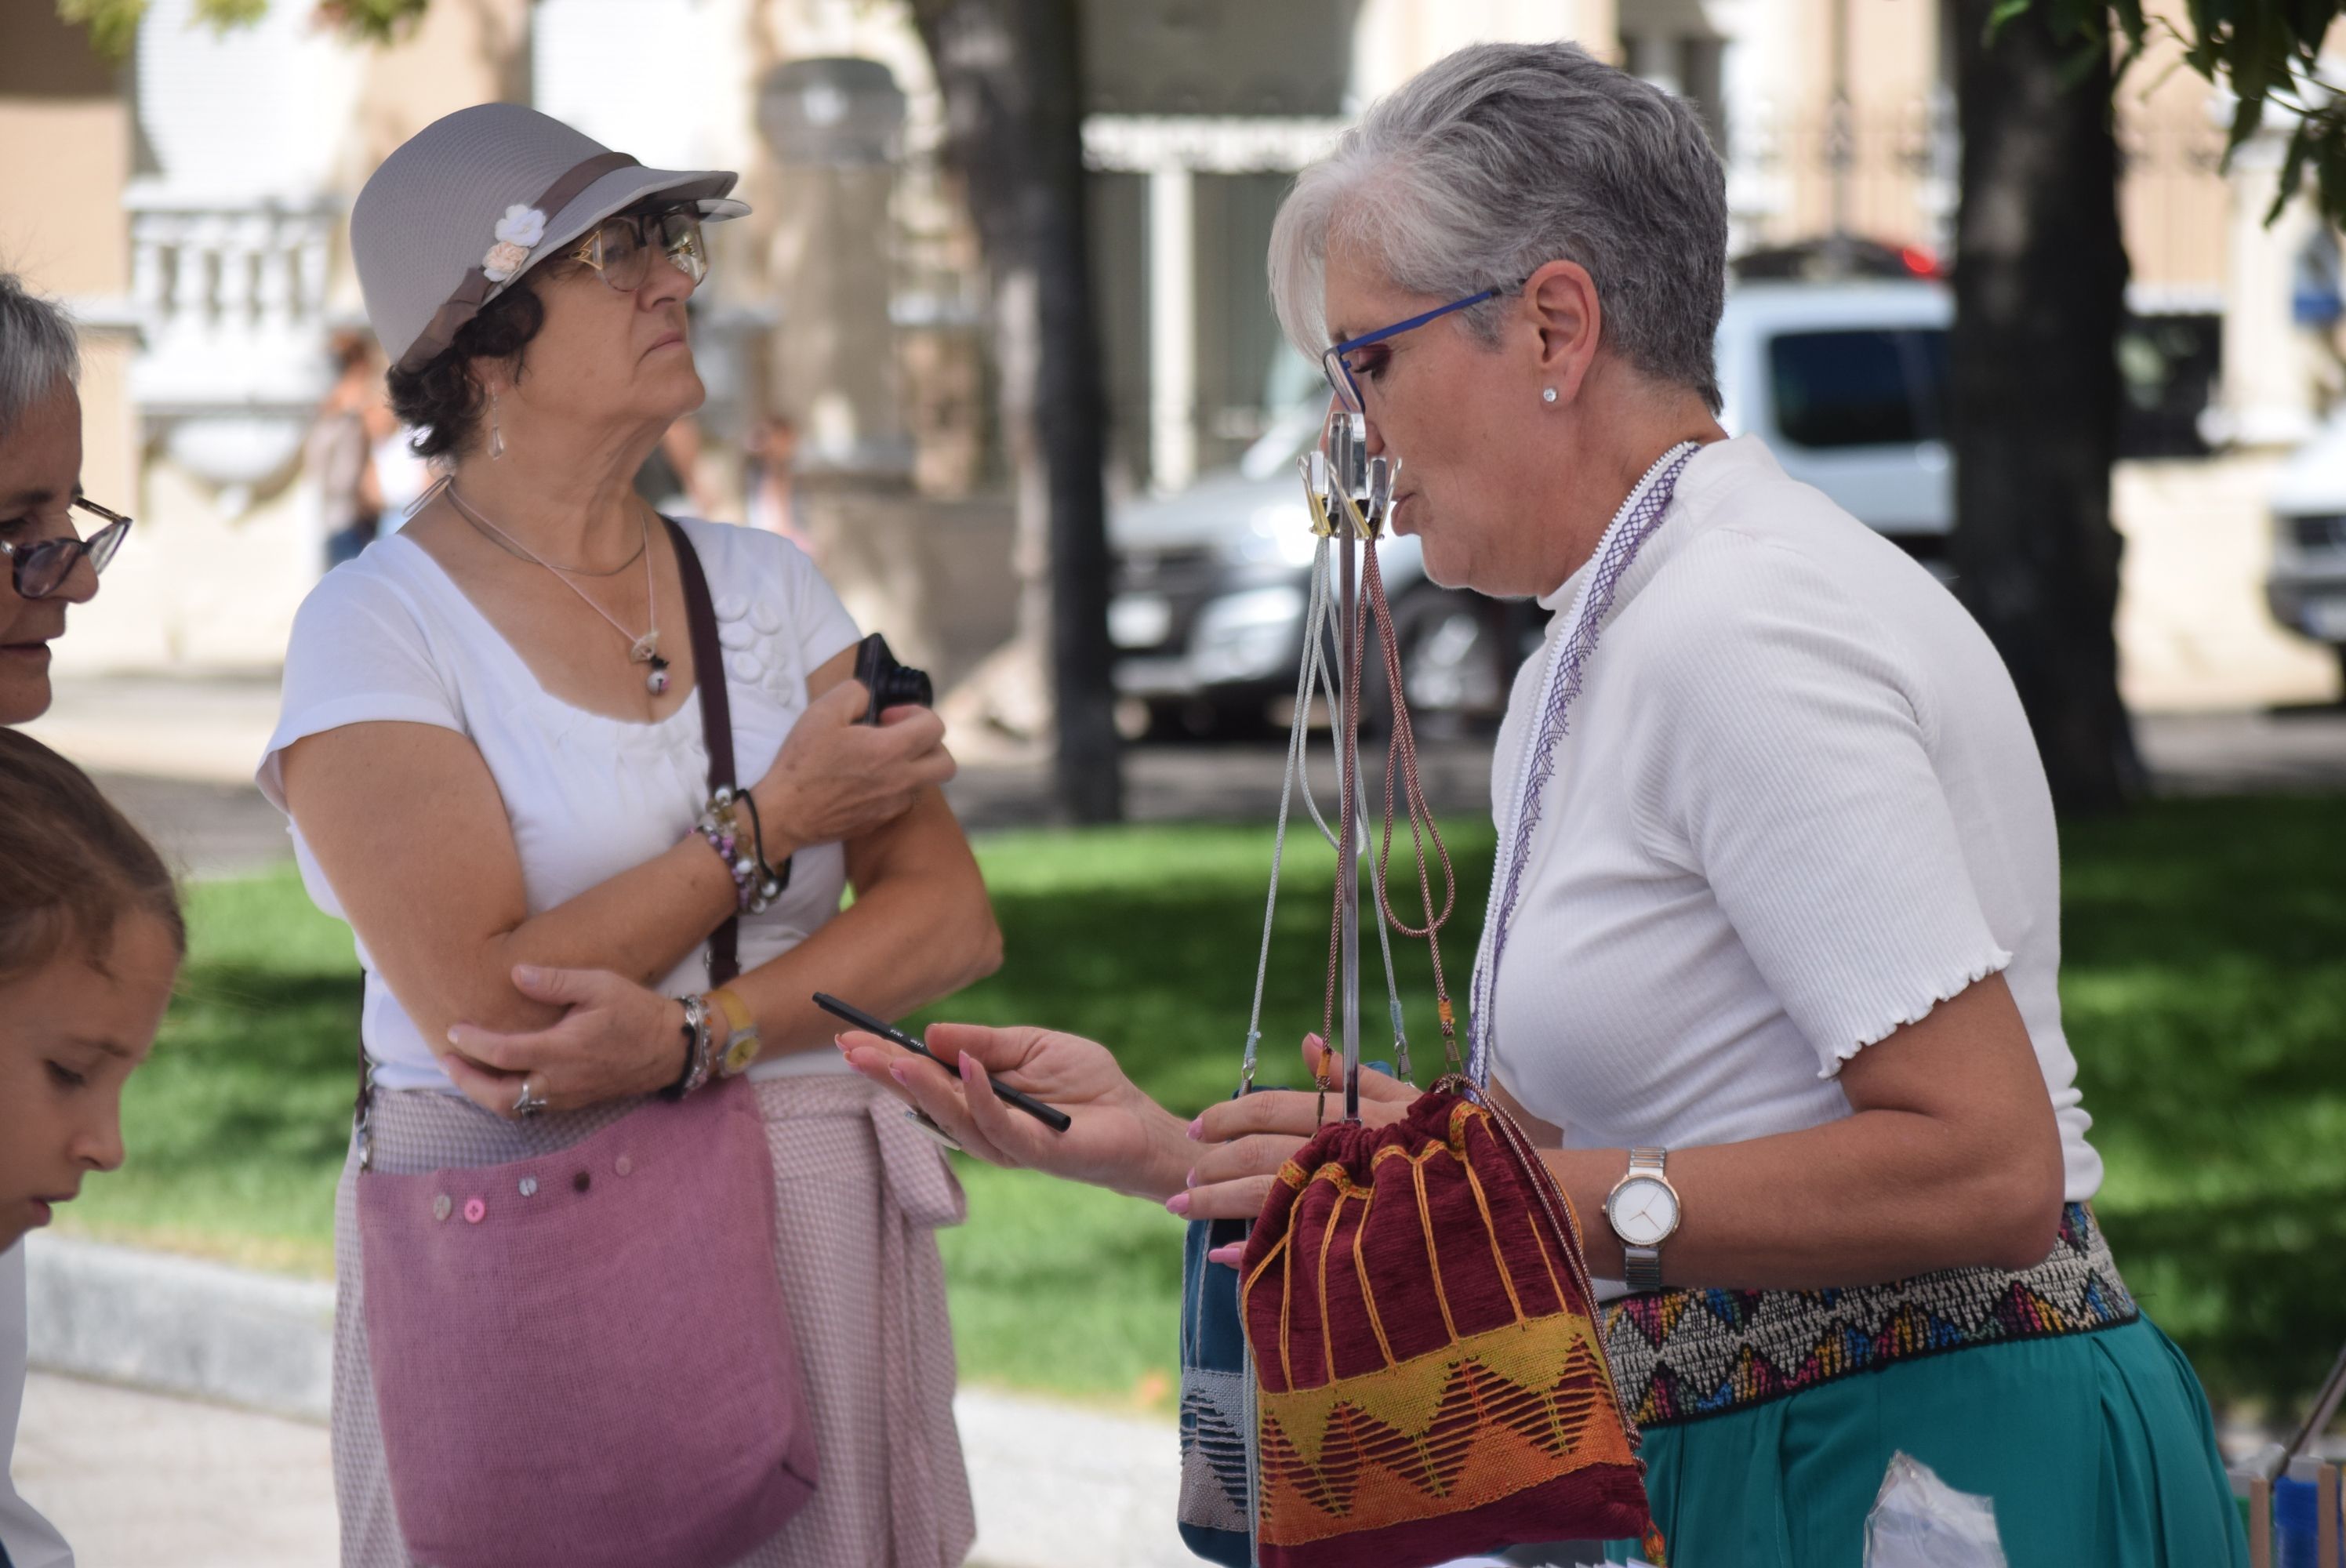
left=1466, top=442, right=1699, bottom=1086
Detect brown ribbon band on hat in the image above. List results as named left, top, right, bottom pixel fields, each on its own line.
left=395, top=148, right=642, bottom=373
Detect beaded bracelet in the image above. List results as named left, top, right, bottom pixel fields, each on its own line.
left=694, top=786, right=789, bottom=913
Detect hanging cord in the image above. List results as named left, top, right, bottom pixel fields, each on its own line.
left=1317, top=530, right=1367, bottom=1113
left=1316, top=488, right=1459, bottom=1110
left=1240, top=532, right=1411, bottom=1094
left=1239, top=535, right=1333, bottom=1093
left=1287, top=564, right=1412, bottom=1083
left=1362, top=539, right=1460, bottom=1074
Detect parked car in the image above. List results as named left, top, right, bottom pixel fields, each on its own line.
left=1110, top=274, right=1959, bottom=732
left=2265, top=416, right=2346, bottom=691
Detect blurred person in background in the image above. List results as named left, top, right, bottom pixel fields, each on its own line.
left=0, top=270, right=155, bottom=1568
left=746, top=414, right=813, bottom=554
left=263, top=104, right=997, bottom=1566
left=311, top=330, right=386, bottom=568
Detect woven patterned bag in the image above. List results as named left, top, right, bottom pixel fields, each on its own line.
left=1178, top=1210, right=1258, bottom=1566
left=1235, top=1083, right=1652, bottom=1566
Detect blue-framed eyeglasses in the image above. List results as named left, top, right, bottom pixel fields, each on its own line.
left=1319, top=279, right=1528, bottom=413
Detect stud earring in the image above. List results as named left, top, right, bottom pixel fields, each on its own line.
left=1541, top=387, right=1558, bottom=405
left=488, top=390, right=507, bottom=460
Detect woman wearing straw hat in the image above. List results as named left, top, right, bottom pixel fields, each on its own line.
left=837, top=41, right=2246, bottom=1568
left=263, top=103, right=997, bottom=1566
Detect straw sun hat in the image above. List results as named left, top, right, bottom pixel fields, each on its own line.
left=352, top=102, right=750, bottom=375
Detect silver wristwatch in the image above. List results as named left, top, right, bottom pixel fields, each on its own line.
left=1603, top=1146, right=1680, bottom=1294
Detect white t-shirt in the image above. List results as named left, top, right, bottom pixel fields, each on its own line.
left=258, top=519, right=863, bottom=1093
left=1485, top=437, right=2102, bottom=1259
left=1, top=1243, right=73, bottom=1568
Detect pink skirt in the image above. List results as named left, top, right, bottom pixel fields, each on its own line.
left=330, top=1072, right=975, bottom=1567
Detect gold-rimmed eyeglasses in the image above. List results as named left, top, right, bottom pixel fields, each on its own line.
left=567, top=206, right=709, bottom=293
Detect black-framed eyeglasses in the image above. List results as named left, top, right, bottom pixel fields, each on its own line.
left=568, top=205, right=709, bottom=293
left=2, top=495, right=131, bottom=601
left=1320, top=280, right=1529, bottom=414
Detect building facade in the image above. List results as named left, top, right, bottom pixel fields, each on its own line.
left=0, top=0, right=2322, bottom=676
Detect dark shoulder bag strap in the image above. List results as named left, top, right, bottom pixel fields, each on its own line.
left=663, top=515, right=741, bottom=989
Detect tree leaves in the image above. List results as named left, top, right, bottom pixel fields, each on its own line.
left=56, top=0, right=429, bottom=57
left=2011, top=0, right=2346, bottom=227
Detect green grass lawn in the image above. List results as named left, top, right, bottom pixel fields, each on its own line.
left=58, top=797, right=2346, bottom=1415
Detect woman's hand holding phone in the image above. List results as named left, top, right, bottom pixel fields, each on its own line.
left=835, top=1022, right=1194, bottom=1203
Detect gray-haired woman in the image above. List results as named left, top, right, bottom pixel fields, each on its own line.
left=0, top=267, right=140, bottom=1568
left=837, top=42, right=2246, bottom=1567
left=263, top=106, right=995, bottom=1566
left=0, top=274, right=128, bottom=728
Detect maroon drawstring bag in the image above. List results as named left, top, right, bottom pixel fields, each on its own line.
left=354, top=519, right=816, bottom=1566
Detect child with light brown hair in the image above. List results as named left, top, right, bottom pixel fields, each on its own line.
left=0, top=729, right=183, bottom=1567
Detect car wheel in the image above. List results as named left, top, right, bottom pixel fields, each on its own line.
left=1364, top=586, right=1508, bottom=731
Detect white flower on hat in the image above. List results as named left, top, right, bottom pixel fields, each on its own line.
left=481, top=204, right=548, bottom=282
left=495, top=205, right=547, bottom=249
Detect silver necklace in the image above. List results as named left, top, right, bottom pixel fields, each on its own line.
left=445, top=485, right=671, bottom=695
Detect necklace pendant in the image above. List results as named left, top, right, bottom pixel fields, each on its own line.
left=646, top=655, right=671, bottom=696
left=629, top=631, right=660, bottom=665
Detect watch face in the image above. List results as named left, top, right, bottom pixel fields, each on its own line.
left=721, top=1033, right=760, bottom=1075
left=1607, top=1176, right=1679, bottom=1248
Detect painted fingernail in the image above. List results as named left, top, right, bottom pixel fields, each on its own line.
left=1165, top=1192, right=1191, bottom=1217
left=1186, top=1167, right=1198, bottom=1189
left=1187, top=1116, right=1204, bottom=1140
left=445, top=1026, right=462, bottom=1046
left=889, top=1063, right=910, bottom=1085
left=959, top=1054, right=979, bottom=1082
left=514, top=964, right=542, bottom=985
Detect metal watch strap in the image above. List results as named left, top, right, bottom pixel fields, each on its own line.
left=1622, top=1146, right=1668, bottom=1294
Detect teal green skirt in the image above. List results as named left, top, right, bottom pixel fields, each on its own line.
left=1605, top=1316, right=2245, bottom=1567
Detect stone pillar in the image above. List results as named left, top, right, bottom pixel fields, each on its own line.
left=756, top=58, right=922, bottom=656
left=757, top=56, right=913, bottom=481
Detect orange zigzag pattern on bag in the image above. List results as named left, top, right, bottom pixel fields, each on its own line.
left=1256, top=1318, right=1636, bottom=1545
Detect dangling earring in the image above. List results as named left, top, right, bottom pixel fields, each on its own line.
left=1541, top=387, right=1558, bottom=405
left=488, top=389, right=507, bottom=460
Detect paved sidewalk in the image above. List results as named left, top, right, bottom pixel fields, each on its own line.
left=16, top=1371, right=1191, bottom=1568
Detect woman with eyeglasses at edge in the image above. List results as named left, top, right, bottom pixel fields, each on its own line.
left=0, top=270, right=177, bottom=1568
left=836, top=42, right=2246, bottom=1568
left=261, top=106, right=997, bottom=1566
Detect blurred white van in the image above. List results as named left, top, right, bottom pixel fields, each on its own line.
left=2266, top=417, right=2346, bottom=691
left=1110, top=273, right=1958, bottom=731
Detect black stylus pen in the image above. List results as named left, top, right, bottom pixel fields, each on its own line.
left=813, top=993, right=1072, bottom=1133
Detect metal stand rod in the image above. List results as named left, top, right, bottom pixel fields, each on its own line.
left=1338, top=511, right=1361, bottom=1122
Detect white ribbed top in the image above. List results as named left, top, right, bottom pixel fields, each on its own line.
left=1487, top=436, right=2102, bottom=1221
